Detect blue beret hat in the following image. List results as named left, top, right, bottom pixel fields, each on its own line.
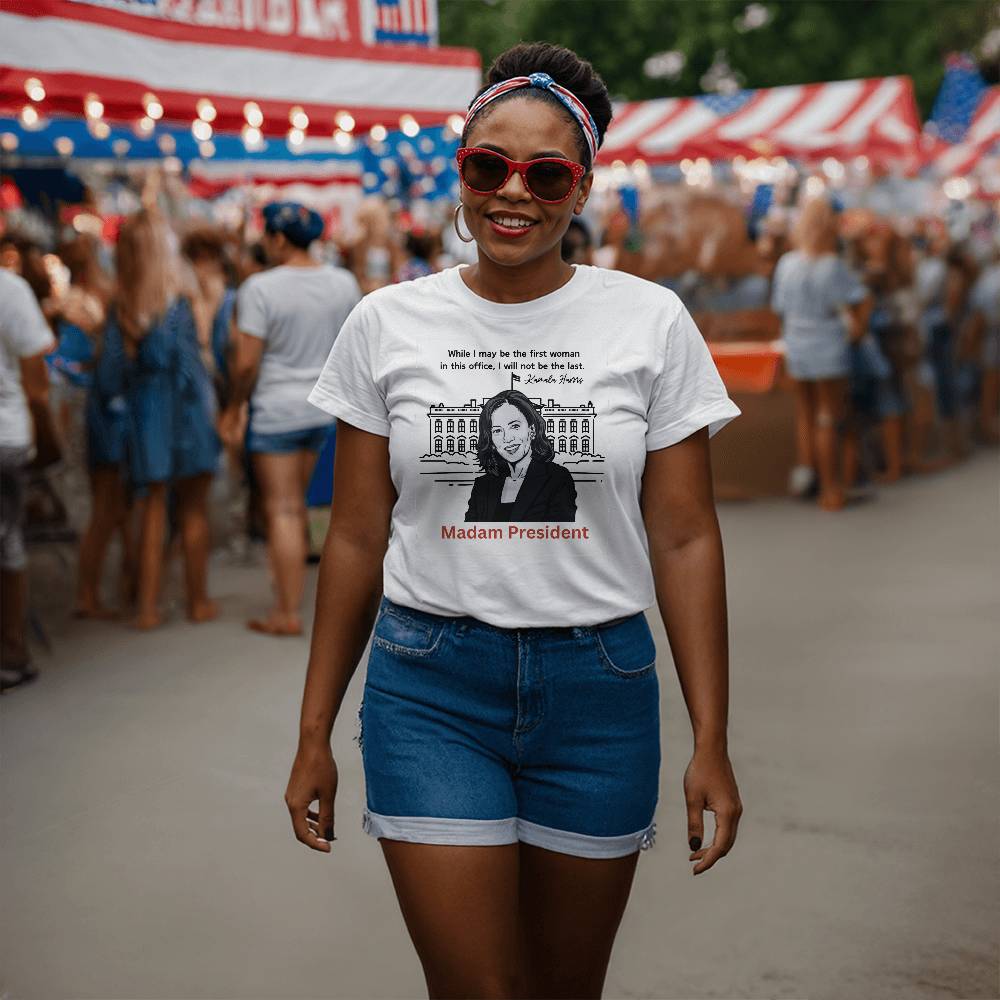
left=262, top=201, right=324, bottom=247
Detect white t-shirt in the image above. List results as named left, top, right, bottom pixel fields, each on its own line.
left=308, top=264, right=740, bottom=628
left=236, top=264, right=361, bottom=434
left=0, top=270, right=56, bottom=450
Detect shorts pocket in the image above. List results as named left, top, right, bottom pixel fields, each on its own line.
left=372, top=605, right=446, bottom=658
left=594, top=613, right=657, bottom=678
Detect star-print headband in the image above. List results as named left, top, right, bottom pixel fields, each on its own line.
left=463, top=72, right=600, bottom=165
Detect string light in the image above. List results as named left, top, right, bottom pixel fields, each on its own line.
left=112, top=139, right=131, bottom=157
left=369, top=124, right=387, bottom=142
left=447, top=114, right=464, bottom=135
left=1, top=132, right=20, bottom=152
left=135, top=116, right=156, bottom=137
left=19, top=105, right=40, bottom=129
left=157, top=134, right=176, bottom=155
left=287, top=127, right=305, bottom=147
left=84, top=93, right=104, bottom=119
left=334, top=129, right=354, bottom=150
left=198, top=140, right=216, bottom=158
left=143, top=93, right=163, bottom=120
left=335, top=111, right=355, bottom=133
left=192, top=119, right=213, bottom=142
left=244, top=102, right=263, bottom=128
left=242, top=125, right=263, bottom=150
left=196, top=98, right=217, bottom=123
left=89, top=120, right=111, bottom=140
left=400, top=114, right=419, bottom=137
left=24, top=77, right=45, bottom=102
left=54, top=137, right=74, bottom=157
left=289, top=106, right=309, bottom=130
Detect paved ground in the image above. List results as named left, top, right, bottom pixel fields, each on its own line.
left=2, top=451, right=997, bottom=1000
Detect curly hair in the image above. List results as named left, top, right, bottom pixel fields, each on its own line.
left=475, top=389, right=555, bottom=477
left=461, top=42, right=613, bottom=170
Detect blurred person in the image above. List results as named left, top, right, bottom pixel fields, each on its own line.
left=181, top=224, right=236, bottom=406
left=771, top=197, right=869, bottom=509
left=220, top=201, right=361, bottom=636
left=394, top=228, right=438, bottom=283
left=48, top=235, right=135, bottom=618
left=0, top=267, right=56, bottom=691
left=963, top=242, right=1000, bottom=444
left=347, top=198, right=403, bottom=294
left=560, top=216, right=593, bottom=264
left=913, top=220, right=968, bottom=463
left=97, top=208, right=220, bottom=629
left=288, top=42, right=743, bottom=1000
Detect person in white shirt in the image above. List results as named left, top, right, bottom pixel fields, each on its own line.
left=221, top=202, right=361, bottom=636
left=285, top=42, right=743, bottom=998
left=0, top=268, right=56, bottom=691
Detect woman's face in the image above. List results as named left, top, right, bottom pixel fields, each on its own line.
left=490, top=401, right=534, bottom=466
left=462, top=96, right=593, bottom=269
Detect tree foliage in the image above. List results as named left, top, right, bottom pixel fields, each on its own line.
left=439, top=0, right=997, bottom=116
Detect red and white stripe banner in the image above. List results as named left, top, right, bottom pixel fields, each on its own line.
left=0, top=0, right=479, bottom=136
left=599, top=77, right=921, bottom=166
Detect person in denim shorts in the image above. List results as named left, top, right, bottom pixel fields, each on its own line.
left=286, top=42, right=745, bottom=1000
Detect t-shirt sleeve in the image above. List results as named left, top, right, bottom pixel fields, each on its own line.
left=235, top=276, right=268, bottom=340
left=0, top=275, right=55, bottom=358
left=645, top=301, right=742, bottom=451
left=307, top=296, right=390, bottom=437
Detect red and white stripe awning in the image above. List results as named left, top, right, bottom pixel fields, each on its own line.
left=598, top=76, right=921, bottom=166
left=923, top=86, right=1000, bottom=176
left=0, top=0, right=480, bottom=137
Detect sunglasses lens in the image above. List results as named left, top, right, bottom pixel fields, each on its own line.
left=525, top=161, right=576, bottom=201
left=461, top=152, right=509, bottom=192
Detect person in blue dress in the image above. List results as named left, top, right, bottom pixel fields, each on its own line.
left=97, top=208, right=221, bottom=629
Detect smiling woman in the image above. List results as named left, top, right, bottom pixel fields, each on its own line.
left=291, top=39, right=744, bottom=1000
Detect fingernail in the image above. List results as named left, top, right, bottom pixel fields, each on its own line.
left=689, top=836, right=701, bottom=851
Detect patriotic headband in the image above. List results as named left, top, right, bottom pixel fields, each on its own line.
left=463, top=72, right=600, bottom=165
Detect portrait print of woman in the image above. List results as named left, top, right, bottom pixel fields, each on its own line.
left=465, top=388, right=577, bottom=522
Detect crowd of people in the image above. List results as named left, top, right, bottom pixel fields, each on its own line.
left=0, top=170, right=997, bottom=691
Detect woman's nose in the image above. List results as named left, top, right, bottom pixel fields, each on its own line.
left=497, top=168, right=532, bottom=202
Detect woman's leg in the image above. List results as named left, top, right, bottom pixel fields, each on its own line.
left=249, top=451, right=310, bottom=634
left=175, top=472, right=217, bottom=622
left=792, top=379, right=816, bottom=469
left=518, top=842, right=641, bottom=999
left=813, top=378, right=848, bottom=510
left=134, top=483, right=167, bottom=629
left=379, top=841, right=524, bottom=999
left=74, top=466, right=126, bottom=618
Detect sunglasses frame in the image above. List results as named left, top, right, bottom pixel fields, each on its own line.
left=456, top=146, right=587, bottom=205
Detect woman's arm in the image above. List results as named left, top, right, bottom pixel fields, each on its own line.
left=640, top=427, right=743, bottom=875
left=285, top=421, right=397, bottom=853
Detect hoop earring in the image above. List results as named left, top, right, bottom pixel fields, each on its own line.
left=453, top=203, right=475, bottom=244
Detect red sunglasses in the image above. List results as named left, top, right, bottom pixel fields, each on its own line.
left=456, top=147, right=587, bottom=204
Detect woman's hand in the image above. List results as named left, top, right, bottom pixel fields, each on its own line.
left=217, top=403, right=246, bottom=450
left=684, top=744, right=743, bottom=875
left=285, top=739, right=339, bottom=853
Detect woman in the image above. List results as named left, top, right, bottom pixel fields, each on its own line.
left=220, top=201, right=361, bottom=637
left=288, top=43, right=744, bottom=999
left=771, top=197, right=869, bottom=510
left=465, top=388, right=576, bottom=522
left=98, top=208, right=219, bottom=628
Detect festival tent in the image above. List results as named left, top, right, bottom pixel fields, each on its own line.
left=598, top=77, right=921, bottom=166
left=0, top=0, right=480, bottom=139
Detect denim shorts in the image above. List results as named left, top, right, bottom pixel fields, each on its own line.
left=356, top=596, right=661, bottom=859
left=245, top=423, right=331, bottom=454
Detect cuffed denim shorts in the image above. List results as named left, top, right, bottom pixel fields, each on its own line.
left=356, top=596, right=661, bottom=859
left=245, top=423, right=331, bottom=454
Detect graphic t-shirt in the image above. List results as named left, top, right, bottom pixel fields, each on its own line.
left=308, top=264, right=740, bottom=627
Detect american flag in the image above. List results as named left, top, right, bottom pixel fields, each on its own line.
left=369, top=0, right=437, bottom=46
left=598, top=76, right=920, bottom=165
left=924, top=54, right=1000, bottom=177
